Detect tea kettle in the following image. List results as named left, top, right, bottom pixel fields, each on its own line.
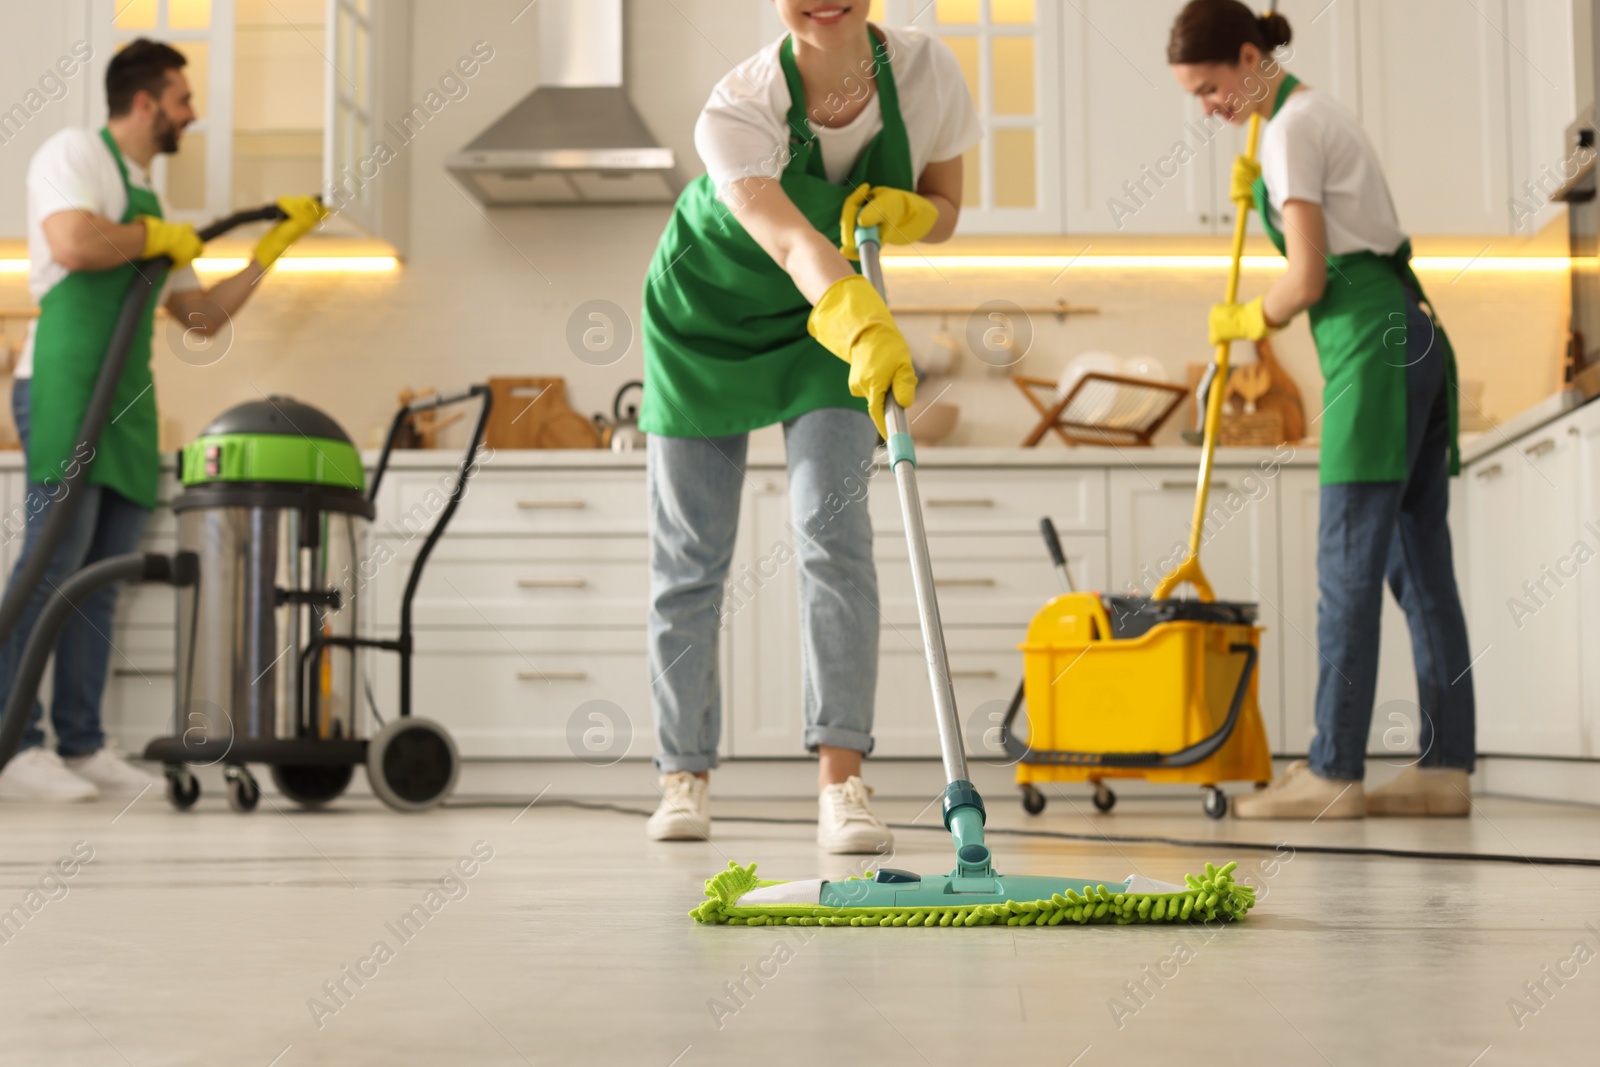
left=605, top=381, right=646, bottom=453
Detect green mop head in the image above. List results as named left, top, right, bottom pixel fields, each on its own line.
left=691, top=860, right=1256, bottom=927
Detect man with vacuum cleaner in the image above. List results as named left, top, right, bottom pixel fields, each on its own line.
left=0, top=40, right=326, bottom=802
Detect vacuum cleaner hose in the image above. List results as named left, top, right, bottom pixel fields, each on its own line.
left=0, top=552, right=192, bottom=771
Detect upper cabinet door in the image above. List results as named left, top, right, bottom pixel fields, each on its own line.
left=1359, top=0, right=1513, bottom=235
left=1062, top=0, right=1218, bottom=235
left=1505, top=0, right=1579, bottom=237
left=322, top=0, right=410, bottom=248
left=91, top=0, right=237, bottom=224
left=872, top=0, right=1063, bottom=235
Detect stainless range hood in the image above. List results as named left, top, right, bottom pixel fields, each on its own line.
left=446, top=0, right=678, bottom=205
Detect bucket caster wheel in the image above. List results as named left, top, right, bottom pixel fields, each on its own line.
left=225, top=765, right=260, bottom=813
left=367, top=718, right=459, bottom=813
left=165, top=765, right=199, bottom=811
left=1203, top=787, right=1229, bottom=820
left=1091, top=782, right=1116, bottom=813
left=1020, top=784, right=1047, bottom=815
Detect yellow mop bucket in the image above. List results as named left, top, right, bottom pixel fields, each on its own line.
left=999, top=106, right=1279, bottom=820
left=1006, top=592, right=1272, bottom=819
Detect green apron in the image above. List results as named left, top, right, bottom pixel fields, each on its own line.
left=1253, top=75, right=1460, bottom=485
left=639, top=30, right=913, bottom=437
left=28, top=128, right=163, bottom=509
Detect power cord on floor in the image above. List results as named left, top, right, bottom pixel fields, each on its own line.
left=447, top=797, right=1600, bottom=869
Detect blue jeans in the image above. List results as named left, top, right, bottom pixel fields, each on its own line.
left=1309, top=290, right=1476, bottom=780
left=648, top=407, right=881, bottom=772
left=0, top=379, right=149, bottom=757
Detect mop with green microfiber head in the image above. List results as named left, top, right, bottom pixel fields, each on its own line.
left=691, top=225, right=1258, bottom=928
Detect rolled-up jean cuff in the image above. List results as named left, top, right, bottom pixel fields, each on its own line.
left=654, top=753, right=720, bottom=774
left=804, top=725, right=875, bottom=756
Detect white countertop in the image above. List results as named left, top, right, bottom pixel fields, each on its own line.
left=1459, top=387, right=1594, bottom=465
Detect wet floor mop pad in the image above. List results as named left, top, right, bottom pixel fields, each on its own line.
left=691, top=224, right=1257, bottom=927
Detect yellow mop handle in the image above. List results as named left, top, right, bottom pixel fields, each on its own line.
left=1153, top=113, right=1263, bottom=602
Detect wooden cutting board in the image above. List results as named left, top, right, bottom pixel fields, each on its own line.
left=1252, top=337, right=1306, bottom=443
left=485, top=377, right=600, bottom=450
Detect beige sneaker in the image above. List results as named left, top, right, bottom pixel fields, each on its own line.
left=1232, top=760, right=1364, bottom=820
left=646, top=772, right=710, bottom=841
left=1366, top=765, right=1471, bottom=816
left=818, top=775, right=894, bottom=855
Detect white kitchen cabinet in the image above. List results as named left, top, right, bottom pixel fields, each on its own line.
left=84, top=0, right=411, bottom=246
left=1062, top=0, right=1219, bottom=236
left=1359, top=0, right=1514, bottom=235
left=1578, top=400, right=1600, bottom=756
left=1279, top=468, right=1443, bottom=760
left=1467, top=421, right=1586, bottom=756
left=1506, top=0, right=1581, bottom=235
left=1107, top=465, right=1284, bottom=750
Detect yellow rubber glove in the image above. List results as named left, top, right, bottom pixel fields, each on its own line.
left=808, top=274, right=918, bottom=439
left=139, top=217, right=203, bottom=269
left=1230, top=154, right=1262, bottom=209
left=253, top=195, right=330, bottom=269
left=839, top=184, right=940, bottom=261
left=1209, top=295, right=1279, bottom=346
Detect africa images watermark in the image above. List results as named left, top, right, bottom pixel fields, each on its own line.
left=1506, top=919, right=1600, bottom=1030
left=306, top=840, right=495, bottom=1030
left=1104, top=49, right=1294, bottom=230
left=0, top=40, right=93, bottom=148
left=1510, top=140, right=1597, bottom=232
left=0, top=841, right=95, bottom=947
left=1504, top=520, right=1600, bottom=631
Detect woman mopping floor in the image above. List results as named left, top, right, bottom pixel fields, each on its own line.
left=1168, top=1, right=1477, bottom=818
left=637, top=2, right=981, bottom=850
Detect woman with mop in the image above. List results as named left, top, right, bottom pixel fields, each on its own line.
left=638, top=2, right=981, bottom=850
left=1168, top=0, right=1476, bottom=818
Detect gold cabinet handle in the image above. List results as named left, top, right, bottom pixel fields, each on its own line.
left=1474, top=463, right=1504, bottom=480
left=516, top=499, right=587, bottom=509
left=1525, top=437, right=1556, bottom=458
left=1162, top=479, right=1230, bottom=491
left=950, top=669, right=998, bottom=679
left=934, top=577, right=997, bottom=588
left=517, top=669, right=588, bottom=681
left=927, top=498, right=995, bottom=508
left=113, top=667, right=174, bottom=678
left=516, top=577, right=588, bottom=589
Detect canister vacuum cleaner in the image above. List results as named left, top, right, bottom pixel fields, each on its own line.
left=0, top=204, right=490, bottom=813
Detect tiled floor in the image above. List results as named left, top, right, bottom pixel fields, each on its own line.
left=2, top=784, right=1598, bottom=1065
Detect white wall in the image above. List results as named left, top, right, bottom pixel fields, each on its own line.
left=0, top=0, right=1574, bottom=454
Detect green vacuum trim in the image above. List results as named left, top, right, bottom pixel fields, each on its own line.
left=181, top=433, right=364, bottom=489
left=692, top=860, right=1256, bottom=927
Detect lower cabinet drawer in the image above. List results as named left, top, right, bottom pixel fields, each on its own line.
left=370, top=536, right=648, bottom=628
left=102, top=635, right=177, bottom=755
left=369, top=628, right=655, bottom=759
left=873, top=628, right=1025, bottom=758
left=876, top=533, right=1107, bottom=627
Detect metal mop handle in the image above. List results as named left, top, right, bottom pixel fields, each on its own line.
left=855, top=229, right=969, bottom=788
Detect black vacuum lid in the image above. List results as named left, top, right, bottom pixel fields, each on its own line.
left=198, top=397, right=352, bottom=444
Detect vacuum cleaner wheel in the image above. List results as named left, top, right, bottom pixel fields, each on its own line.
left=271, top=763, right=355, bottom=809
left=366, top=718, right=459, bottom=813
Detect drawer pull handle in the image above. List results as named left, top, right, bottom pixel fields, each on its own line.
left=950, top=669, right=998, bottom=679
left=934, top=577, right=997, bottom=588
left=927, top=498, right=995, bottom=508
left=114, top=668, right=175, bottom=678
left=1162, top=479, right=1230, bottom=491
left=1475, top=463, right=1504, bottom=480
left=517, top=669, right=589, bottom=681
left=516, top=499, right=588, bottom=510
left=517, top=578, right=589, bottom=589
left=1525, top=437, right=1556, bottom=458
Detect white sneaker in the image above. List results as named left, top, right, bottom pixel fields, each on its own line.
left=817, top=775, right=894, bottom=855
left=65, top=744, right=160, bottom=796
left=0, top=748, right=101, bottom=802
left=647, top=772, right=711, bottom=841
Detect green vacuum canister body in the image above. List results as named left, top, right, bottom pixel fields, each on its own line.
left=173, top=397, right=375, bottom=750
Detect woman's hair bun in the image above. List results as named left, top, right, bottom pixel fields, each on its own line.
left=1257, top=12, right=1293, bottom=50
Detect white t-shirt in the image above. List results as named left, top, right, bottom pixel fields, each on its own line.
left=18, top=127, right=200, bottom=379
left=1259, top=89, right=1407, bottom=258
left=695, top=25, right=984, bottom=191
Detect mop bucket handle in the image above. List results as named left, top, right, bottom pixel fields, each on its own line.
left=1153, top=113, right=1264, bottom=602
